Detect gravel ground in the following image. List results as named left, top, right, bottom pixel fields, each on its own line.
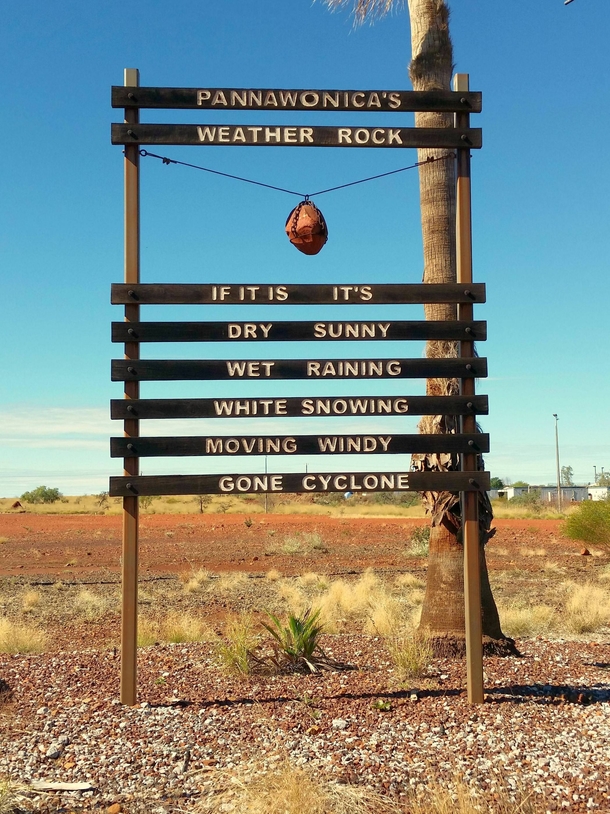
left=1, top=636, right=610, bottom=813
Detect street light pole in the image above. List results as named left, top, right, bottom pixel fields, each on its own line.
left=553, top=414, right=561, bottom=512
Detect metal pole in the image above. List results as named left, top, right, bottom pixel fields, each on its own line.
left=121, top=67, right=140, bottom=705
left=454, top=73, right=484, bottom=705
left=553, top=414, right=561, bottom=513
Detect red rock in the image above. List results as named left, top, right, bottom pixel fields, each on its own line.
left=107, top=805, right=123, bottom=814
left=580, top=548, right=591, bottom=556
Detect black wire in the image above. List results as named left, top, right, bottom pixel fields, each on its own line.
left=139, top=149, right=455, bottom=200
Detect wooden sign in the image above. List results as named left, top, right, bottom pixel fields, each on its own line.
left=111, top=357, right=487, bottom=382
left=111, top=283, right=486, bottom=305
left=112, top=86, right=482, bottom=113
left=110, top=433, right=490, bottom=458
left=111, top=319, right=486, bottom=343
left=112, top=123, right=482, bottom=149
left=110, top=394, right=489, bottom=420
left=109, top=470, right=491, bottom=497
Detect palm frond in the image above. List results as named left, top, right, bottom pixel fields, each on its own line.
left=321, top=0, right=404, bottom=23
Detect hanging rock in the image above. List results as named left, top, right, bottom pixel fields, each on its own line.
left=285, top=200, right=328, bottom=255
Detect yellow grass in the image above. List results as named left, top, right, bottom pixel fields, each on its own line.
left=0, top=619, right=47, bottom=653
left=21, top=590, right=41, bottom=612
left=387, top=633, right=433, bottom=681
left=216, top=613, right=258, bottom=675
left=138, top=612, right=213, bottom=647
left=497, top=602, right=555, bottom=638
left=565, top=583, right=610, bottom=633
left=194, top=761, right=404, bottom=813
left=0, top=494, right=427, bottom=518
left=74, top=589, right=110, bottom=620
left=182, top=568, right=211, bottom=593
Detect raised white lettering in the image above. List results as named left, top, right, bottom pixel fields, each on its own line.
left=197, top=90, right=211, bottom=105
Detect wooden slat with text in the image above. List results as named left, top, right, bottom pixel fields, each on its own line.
left=110, top=395, right=489, bottom=420
left=111, top=283, right=486, bottom=306
left=111, top=123, right=482, bottom=149
left=110, top=433, right=490, bottom=458
left=112, top=86, right=482, bottom=113
left=111, top=320, right=486, bottom=343
left=109, top=470, right=490, bottom=497
left=111, top=357, right=487, bottom=382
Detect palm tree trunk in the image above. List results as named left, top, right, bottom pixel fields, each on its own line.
left=406, top=0, right=516, bottom=656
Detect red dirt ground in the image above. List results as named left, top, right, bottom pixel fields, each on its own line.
left=0, top=512, right=595, bottom=579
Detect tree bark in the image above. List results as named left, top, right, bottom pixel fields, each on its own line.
left=406, top=0, right=516, bottom=656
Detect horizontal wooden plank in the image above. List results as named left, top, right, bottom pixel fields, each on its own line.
left=113, top=86, right=482, bottom=113
left=111, top=395, right=489, bottom=420
left=109, top=470, right=491, bottom=497
left=111, top=123, right=482, bottom=149
left=111, top=283, right=486, bottom=305
left=111, top=357, right=487, bottom=382
left=112, top=319, right=486, bottom=343
left=110, top=433, right=490, bottom=458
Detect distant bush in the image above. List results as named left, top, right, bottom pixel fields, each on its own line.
left=565, top=499, right=610, bottom=547
left=372, top=491, right=420, bottom=507
left=20, top=485, right=63, bottom=504
left=508, top=491, right=543, bottom=514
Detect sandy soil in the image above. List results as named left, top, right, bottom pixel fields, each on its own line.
left=0, top=512, right=594, bottom=579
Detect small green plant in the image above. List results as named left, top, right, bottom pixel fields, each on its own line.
left=564, top=499, right=610, bottom=548
left=372, top=698, right=392, bottom=711
left=140, top=495, right=155, bottom=510
left=244, top=516, right=254, bottom=528
left=408, top=526, right=430, bottom=556
left=20, top=485, right=63, bottom=504
left=261, top=609, right=339, bottom=673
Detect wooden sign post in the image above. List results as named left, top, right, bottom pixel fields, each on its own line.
left=112, top=71, right=487, bottom=706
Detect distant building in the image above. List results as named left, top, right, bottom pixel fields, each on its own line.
left=588, top=485, right=609, bottom=501
left=491, top=485, right=589, bottom=502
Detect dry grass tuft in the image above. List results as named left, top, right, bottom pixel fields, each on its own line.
left=406, top=779, right=541, bottom=814
left=138, top=613, right=213, bottom=647
left=0, top=776, right=25, bottom=814
left=194, top=761, right=403, bottom=813
left=265, top=569, right=282, bottom=581
left=0, top=619, right=47, bottom=654
left=565, top=583, right=610, bottom=633
left=497, top=602, right=555, bottom=638
left=216, top=613, right=258, bottom=675
left=387, top=634, right=433, bottom=681
left=21, top=590, right=41, bottom=612
left=74, top=589, right=109, bottom=620
left=182, top=568, right=211, bottom=593
left=217, top=572, right=248, bottom=594
left=395, top=573, right=425, bottom=589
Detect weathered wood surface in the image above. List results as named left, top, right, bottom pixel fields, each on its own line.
left=109, top=470, right=491, bottom=497
left=112, top=86, right=482, bottom=113
left=111, top=283, right=486, bottom=305
left=111, top=123, right=482, bottom=149
left=111, top=357, right=487, bottom=382
left=110, top=395, right=489, bottom=420
left=111, top=319, right=486, bottom=343
left=110, top=433, right=490, bottom=458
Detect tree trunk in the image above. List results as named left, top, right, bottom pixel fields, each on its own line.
left=406, top=0, right=516, bottom=656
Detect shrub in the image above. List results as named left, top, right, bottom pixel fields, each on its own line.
left=564, top=499, right=610, bottom=547
left=508, top=491, right=543, bottom=514
left=20, top=485, right=62, bottom=504
left=408, top=525, right=430, bottom=556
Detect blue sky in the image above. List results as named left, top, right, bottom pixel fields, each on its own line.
left=1, top=0, right=608, bottom=496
